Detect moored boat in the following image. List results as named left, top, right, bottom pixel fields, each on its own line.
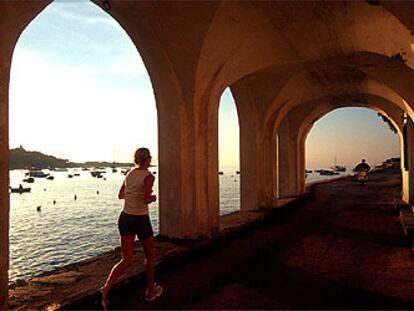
left=10, top=186, right=31, bottom=193
left=28, top=169, right=49, bottom=178
left=319, top=169, right=340, bottom=176
left=91, top=170, right=105, bottom=177
left=54, top=168, right=68, bottom=172
left=332, top=165, right=346, bottom=172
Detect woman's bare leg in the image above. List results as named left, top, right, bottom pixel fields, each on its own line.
left=141, top=236, right=155, bottom=291
left=103, top=235, right=135, bottom=293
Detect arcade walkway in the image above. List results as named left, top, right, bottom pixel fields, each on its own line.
left=68, top=168, right=414, bottom=309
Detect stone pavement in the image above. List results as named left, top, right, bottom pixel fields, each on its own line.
left=65, top=168, right=414, bottom=309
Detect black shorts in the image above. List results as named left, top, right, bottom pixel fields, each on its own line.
left=118, top=212, right=154, bottom=240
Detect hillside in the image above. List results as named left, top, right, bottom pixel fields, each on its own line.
left=9, top=146, right=134, bottom=169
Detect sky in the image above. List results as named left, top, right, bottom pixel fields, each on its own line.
left=9, top=0, right=399, bottom=168
left=306, top=108, right=399, bottom=168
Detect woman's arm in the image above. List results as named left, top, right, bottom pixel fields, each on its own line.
left=143, top=174, right=156, bottom=204
left=118, top=182, right=125, bottom=199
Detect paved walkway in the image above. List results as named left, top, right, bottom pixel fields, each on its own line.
left=68, top=168, right=414, bottom=309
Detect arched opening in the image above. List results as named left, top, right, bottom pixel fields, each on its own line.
left=305, top=107, right=400, bottom=184
left=8, top=1, right=158, bottom=283
left=218, top=88, right=240, bottom=215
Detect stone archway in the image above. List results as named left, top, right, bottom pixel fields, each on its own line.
left=278, top=96, right=404, bottom=200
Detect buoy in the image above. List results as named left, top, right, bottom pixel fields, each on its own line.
left=74, top=194, right=77, bottom=201
left=97, top=190, right=100, bottom=195
left=53, top=200, right=56, bottom=205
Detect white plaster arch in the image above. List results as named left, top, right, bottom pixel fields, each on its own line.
left=258, top=70, right=406, bottom=204
left=195, top=1, right=414, bottom=106
left=263, top=57, right=412, bottom=140
left=286, top=95, right=404, bottom=198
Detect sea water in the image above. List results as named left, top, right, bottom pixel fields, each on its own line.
left=9, top=167, right=350, bottom=283
left=8, top=167, right=241, bottom=283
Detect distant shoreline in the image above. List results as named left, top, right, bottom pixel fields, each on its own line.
left=9, top=146, right=147, bottom=170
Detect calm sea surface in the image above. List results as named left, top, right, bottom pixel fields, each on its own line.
left=9, top=167, right=241, bottom=283
left=9, top=167, right=351, bottom=283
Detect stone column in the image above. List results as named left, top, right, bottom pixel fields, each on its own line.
left=157, top=89, right=222, bottom=239
left=231, top=83, right=263, bottom=212
left=239, top=124, right=264, bottom=211
left=297, top=135, right=306, bottom=195
left=400, top=116, right=409, bottom=203
left=406, top=117, right=414, bottom=203
left=0, top=3, right=51, bottom=308
left=0, top=54, right=10, bottom=311
left=277, top=117, right=299, bottom=198
left=196, top=102, right=221, bottom=237
left=158, top=94, right=220, bottom=239
left=261, top=132, right=278, bottom=206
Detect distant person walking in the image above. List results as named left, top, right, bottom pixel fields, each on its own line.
left=355, top=159, right=371, bottom=186
left=101, top=148, right=162, bottom=310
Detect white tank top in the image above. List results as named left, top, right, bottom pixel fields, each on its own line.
left=122, top=168, right=151, bottom=216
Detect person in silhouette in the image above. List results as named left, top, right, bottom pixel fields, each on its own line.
left=355, top=159, right=371, bottom=185
left=355, top=159, right=371, bottom=172
left=101, top=148, right=162, bottom=310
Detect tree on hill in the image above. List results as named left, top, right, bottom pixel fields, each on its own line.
left=9, top=146, right=70, bottom=169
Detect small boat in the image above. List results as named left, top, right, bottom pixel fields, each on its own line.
left=46, top=176, right=54, bottom=180
left=305, top=169, right=313, bottom=173
left=91, top=171, right=105, bottom=177
left=319, top=169, right=340, bottom=176
left=219, top=171, right=224, bottom=175
left=82, top=168, right=90, bottom=171
left=236, top=170, right=240, bottom=174
left=23, top=177, right=35, bottom=183
left=54, top=168, right=68, bottom=172
left=112, top=168, right=118, bottom=173
left=73, top=173, right=80, bottom=176
left=332, top=165, right=346, bottom=172
left=28, top=169, right=49, bottom=178
left=68, top=174, right=73, bottom=178
left=10, top=186, right=31, bottom=193
left=331, top=156, right=346, bottom=172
